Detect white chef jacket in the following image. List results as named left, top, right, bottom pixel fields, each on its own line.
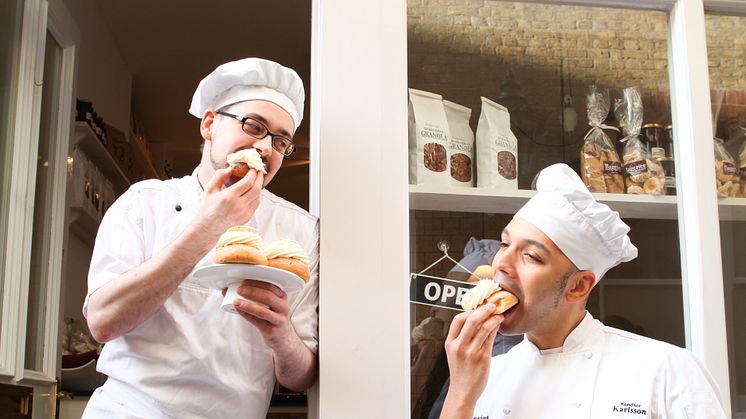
left=472, top=312, right=726, bottom=419
left=82, top=169, right=319, bottom=419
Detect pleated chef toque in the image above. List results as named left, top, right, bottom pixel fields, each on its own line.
left=189, top=57, right=305, bottom=129
left=515, top=163, right=638, bottom=282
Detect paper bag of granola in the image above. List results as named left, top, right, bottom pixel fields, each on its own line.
left=580, top=86, right=624, bottom=193
left=615, top=87, right=665, bottom=195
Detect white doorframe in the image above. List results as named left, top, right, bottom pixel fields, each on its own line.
left=314, top=0, right=411, bottom=416
left=668, top=0, right=731, bottom=412
left=1, top=0, right=48, bottom=381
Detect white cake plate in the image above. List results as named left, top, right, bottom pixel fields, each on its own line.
left=192, top=264, right=305, bottom=313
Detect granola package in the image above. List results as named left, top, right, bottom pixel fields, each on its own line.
left=580, top=86, right=624, bottom=193
left=443, top=100, right=475, bottom=187
left=476, top=97, right=518, bottom=190
left=615, top=87, right=665, bottom=195
left=408, top=88, right=450, bottom=186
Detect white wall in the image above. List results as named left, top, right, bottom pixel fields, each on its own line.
left=62, top=0, right=131, bottom=133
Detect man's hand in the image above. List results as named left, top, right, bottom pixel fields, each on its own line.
left=195, top=167, right=264, bottom=238
left=233, top=280, right=317, bottom=391
left=233, top=280, right=293, bottom=348
left=440, top=304, right=503, bottom=419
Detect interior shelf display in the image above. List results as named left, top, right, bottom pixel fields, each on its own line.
left=409, top=184, right=746, bottom=221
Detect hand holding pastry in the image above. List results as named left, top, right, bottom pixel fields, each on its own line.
left=442, top=304, right=503, bottom=418
left=194, top=163, right=264, bottom=238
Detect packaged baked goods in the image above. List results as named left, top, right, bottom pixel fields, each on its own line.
left=408, top=88, right=450, bottom=185
left=443, top=100, right=475, bottom=187
left=714, top=137, right=740, bottom=198
left=476, top=97, right=518, bottom=190
left=615, top=87, right=665, bottom=195
left=740, top=141, right=746, bottom=197
left=580, top=86, right=624, bottom=194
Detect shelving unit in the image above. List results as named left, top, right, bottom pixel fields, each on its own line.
left=72, top=122, right=131, bottom=194
left=409, top=184, right=746, bottom=221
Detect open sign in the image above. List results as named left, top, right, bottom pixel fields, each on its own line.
left=409, top=273, right=475, bottom=311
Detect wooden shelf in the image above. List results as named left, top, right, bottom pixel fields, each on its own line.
left=409, top=184, right=746, bottom=221
left=73, top=122, right=130, bottom=194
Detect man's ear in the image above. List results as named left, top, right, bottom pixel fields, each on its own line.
left=566, top=270, right=595, bottom=303
left=200, top=109, right=217, bottom=141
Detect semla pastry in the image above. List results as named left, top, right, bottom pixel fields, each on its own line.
left=263, top=240, right=310, bottom=282
left=461, top=278, right=518, bottom=315
left=227, top=148, right=267, bottom=180
left=213, top=226, right=268, bottom=265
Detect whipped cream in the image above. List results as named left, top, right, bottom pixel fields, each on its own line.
left=461, top=279, right=502, bottom=310
left=227, top=148, right=266, bottom=173
left=216, top=227, right=263, bottom=249
left=263, top=240, right=309, bottom=264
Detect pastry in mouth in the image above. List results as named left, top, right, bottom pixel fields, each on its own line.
left=263, top=240, right=310, bottom=282
left=227, top=149, right=267, bottom=183
left=460, top=278, right=518, bottom=315
left=213, top=226, right=268, bottom=265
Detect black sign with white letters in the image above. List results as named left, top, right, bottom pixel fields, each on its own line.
left=409, top=273, right=475, bottom=311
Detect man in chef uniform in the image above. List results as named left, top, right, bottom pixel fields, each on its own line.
left=441, top=163, right=726, bottom=418
left=82, top=58, right=318, bottom=419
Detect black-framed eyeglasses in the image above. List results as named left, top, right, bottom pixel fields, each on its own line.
left=216, top=110, right=296, bottom=156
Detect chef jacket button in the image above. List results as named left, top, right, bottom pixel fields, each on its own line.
left=584, top=350, right=593, bottom=359
left=502, top=407, right=511, bottom=415
left=573, top=401, right=582, bottom=408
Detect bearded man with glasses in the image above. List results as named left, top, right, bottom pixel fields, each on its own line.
left=82, top=58, right=319, bottom=419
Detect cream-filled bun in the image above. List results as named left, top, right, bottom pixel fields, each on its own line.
left=227, top=148, right=267, bottom=180
left=263, top=240, right=310, bottom=282
left=461, top=278, right=518, bottom=315
left=213, top=226, right=268, bottom=265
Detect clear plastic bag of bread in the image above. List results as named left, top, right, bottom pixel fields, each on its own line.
left=580, top=85, right=624, bottom=193
left=739, top=139, right=746, bottom=197
left=714, top=137, right=740, bottom=197
left=614, top=87, right=665, bottom=195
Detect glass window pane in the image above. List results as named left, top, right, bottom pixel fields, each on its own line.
left=706, top=12, right=746, bottom=417
left=0, top=0, right=24, bottom=343
left=408, top=3, right=682, bottom=418
left=25, top=32, right=63, bottom=371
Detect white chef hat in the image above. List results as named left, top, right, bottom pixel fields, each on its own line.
left=515, top=163, right=637, bottom=283
left=189, top=57, right=305, bottom=129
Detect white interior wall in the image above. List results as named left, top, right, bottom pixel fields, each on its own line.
left=62, top=0, right=131, bottom=133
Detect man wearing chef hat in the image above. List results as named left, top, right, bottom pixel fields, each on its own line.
left=82, top=58, right=318, bottom=418
left=441, top=163, right=726, bottom=418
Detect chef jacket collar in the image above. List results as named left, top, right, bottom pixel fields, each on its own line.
left=524, top=311, right=596, bottom=355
